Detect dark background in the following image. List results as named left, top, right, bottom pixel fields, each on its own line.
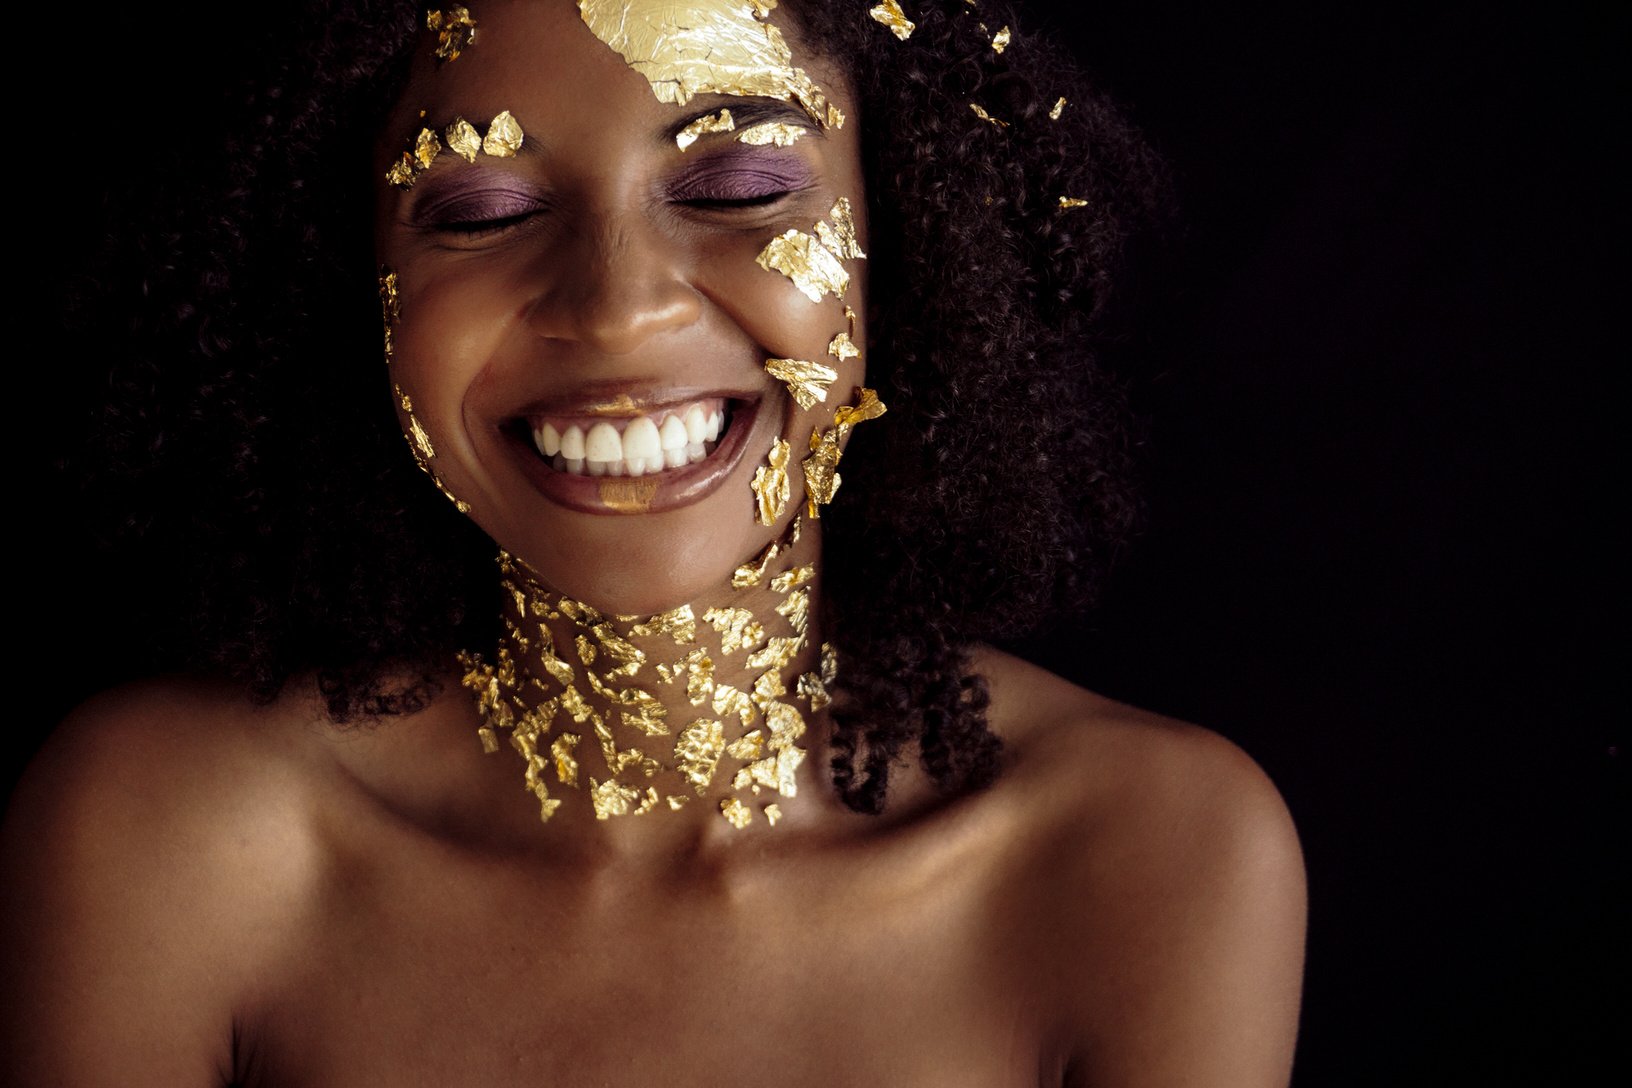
left=17, top=3, right=1622, bottom=1085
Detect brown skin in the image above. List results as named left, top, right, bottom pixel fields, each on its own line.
left=1, top=5, right=1305, bottom=1083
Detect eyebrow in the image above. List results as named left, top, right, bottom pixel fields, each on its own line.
left=661, top=99, right=825, bottom=146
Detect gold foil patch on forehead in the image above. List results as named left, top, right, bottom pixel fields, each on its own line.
left=577, top=0, right=834, bottom=128
left=676, top=108, right=735, bottom=150
left=764, top=357, right=838, bottom=411
left=482, top=110, right=524, bottom=157
left=427, top=7, right=478, bottom=64
left=750, top=437, right=792, bottom=526
left=735, top=120, right=806, bottom=146
left=868, top=0, right=915, bottom=40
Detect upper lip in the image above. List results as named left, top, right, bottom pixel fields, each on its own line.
left=508, top=382, right=763, bottom=421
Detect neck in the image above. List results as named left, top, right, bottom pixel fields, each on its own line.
left=459, top=515, right=834, bottom=838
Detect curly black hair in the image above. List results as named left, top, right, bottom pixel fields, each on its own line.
left=72, top=0, right=1168, bottom=814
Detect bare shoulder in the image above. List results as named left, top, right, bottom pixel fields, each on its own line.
left=971, top=647, right=1306, bottom=1087
left=0, top=676, right=333, bottom=1085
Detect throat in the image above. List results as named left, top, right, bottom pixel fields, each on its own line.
left=458, top=516, right=833, bottom=832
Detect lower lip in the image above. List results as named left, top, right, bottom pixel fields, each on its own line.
left=508, top=399, right=764, bottom=516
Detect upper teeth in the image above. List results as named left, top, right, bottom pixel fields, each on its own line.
left=533, top=399, right=726, bottom=477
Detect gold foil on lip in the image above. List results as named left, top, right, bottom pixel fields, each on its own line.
left=756, top=230, right=849, bottom=303
left=577, top=0, right=834, bottom=127
left=764, top=357, right=838, bottom=410
left=676, top=107, right=736, bottom=150
left=445, top=118, right=482, bottom=162
left=735, top=120, right=806, bottom=146
left=482, top=110, right=524, bottom=157
left=1058, top=196, right=1089, bottom=209
left=827, top=332, right=860, bottom=362
left=969, top=103, right=1010, bottom=128
left=597, top=476, right=659, bottom=513
left=868, top=0, right=915, bottom=40
left=750, top=437, right=792, bottom=526
left=427, top=6, right=478, bottom=64
left=991, top=25, right=1011, bottom=53
left=1049, top=96, right=1068, bottom=120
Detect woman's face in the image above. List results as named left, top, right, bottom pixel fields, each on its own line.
left=375, top=0, right=867, bottom=615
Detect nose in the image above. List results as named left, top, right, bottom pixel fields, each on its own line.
left=526, top=215, right=703, bottom=355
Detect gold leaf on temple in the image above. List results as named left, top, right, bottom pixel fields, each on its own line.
left=427, top=6, right=478, bottom=64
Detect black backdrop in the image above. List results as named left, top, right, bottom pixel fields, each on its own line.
left=16, top=3, right=1622, bottom=1085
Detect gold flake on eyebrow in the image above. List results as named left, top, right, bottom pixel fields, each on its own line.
left=764, top=358, right=838, bottom=411
left=735, top=120, right=807, bottom=146
left=1049, top=96, right=1068, bottom=120
left=720, top=796, right=753, bottom=829
left=482, top=110, right=524, bottom=157
left=703, top=606, right=767, bottom=655
left=770, top=564, right=813, bottom=594
left=991, top=25, right=1011, bottom=53
left=755, top=229, right=849, bottom=303
left=751, top=437, right=792, bottom=526
left=445, top=117, right=483, bottom=162
left=415, top=127, right=442, bottom=169
left=427, top=7, right=478, bottom=64
left=675, top=718, right=726, bottom=792
left=550, top=733, right=581, bottom=787
left=827, top=332, right=860, bottom=362
left=868, top=0, right=915, bottom=40
left=731, top=538, right=780, bottom=588
left=969, top=102, right=1010, bottom=128
left=676, top=107, right=735, bottom=150
left=1058, top=196, right=1089, bottom=209
left=577, top=0, right=835, bottom=128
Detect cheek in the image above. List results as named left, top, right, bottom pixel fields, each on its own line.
left=388, top=262, right=520, bottom=438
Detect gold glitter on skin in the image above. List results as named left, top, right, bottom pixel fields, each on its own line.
left=445, top=117, right=482, bottom=162
left=1058, top=196, right=1088, bottom=209
left=750, top=437, right=793, bottom=526
left=1050, top=96, right=1068, bottom=120
left=735, top=120, right=806, bottom=146
left=481, top=110, right=524, bottom=157
left=764, top=357, right=838, bottom=410
left=776, top=588, right=810, bottom=635
left=577, top=0, right=835, bottom=128
left=868, top=0, right=915, bottom=40
left=675, top=107, right=735, bottom=150
left=969, top=102, right=1010, bottom=128
left=991, top=25, right=1011, bottom=53
left=427, top=6, right=478, bottom=64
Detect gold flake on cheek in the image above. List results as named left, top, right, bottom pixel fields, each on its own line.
left=1058, top=196, right=1089, bottom=210
left=731, top=538, right=779, bottom=588
left=675, top=719, right=726, bottom=792
left=426, top=7, right=478, bottom=64
left=868, top=0, right=915, bottom=40
left=755, top=229, right=849, bottom=303
left=991, top=25, right=1011, bottom=53
left=720, top=796, right=754, bottom=829
left=676, top=108, right=735, bottom=150
left=445, top=118, right=482, bottom=163
left=735, top=120, right=806, bottom=146
left=827, top=332, right=860, bottom=362
left=969, top=103, right=1010, bottom=128
left=750, top=437, right=792, bottom=526
left=482, top=110, right=524, bottom=157
left=817, top=198, right=866, bottom=260
left=763, top=357, right=838, bottom=410
left=703, top=606, right=767, bottom=655
left=576, top=0, right=835, bottom=128
left=1050, top=96, right=1068, bottom=120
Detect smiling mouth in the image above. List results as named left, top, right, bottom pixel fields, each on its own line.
left=526, top=396, right=735, bottom=477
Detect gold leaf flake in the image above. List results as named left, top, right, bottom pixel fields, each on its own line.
left=726, top=730, right=764, bottom=760
left=752, top=668, right=787, bottom=708
left=765, top=803, right=782, bottom=826
left=675, top=719, right=726, bottom=792
left=770, top=564, right=813, bottom=593
left=821, top=641, right=838, bottom=685
left=712, top=683, right=755, bottom=727
left=575, top=634, right=597, bottom=667
left=756, top=229, right=849, bottom=303
left=551, top=733, right=581, bottom=786
left=969, top=102, right=1010, bottom=128
left=590, top=778, right=645, bottom=820
left=427, top=6, right=477, bottom=64
left=735, top=120, right=806, bottom=146
left=385, top=156, right=417, bottom=189
left=445, top=117, right=482, bottom=162
left=732, top=539, right=779, bottom=588
left=619, top=692, right=669, bottom=736
left=477, top=727, right=499, bottom=754
left=764, top=701, right=806, bottom=748
left=482, top=110, right=524, bottom=157
left=720, top=796, right=753, bottom=829
left=835, top=387, right=888, bottom=431
left=815, top=197, right=866, bottom=260
left=991, top=25, right=1011, bottom=53
left=703, top=607, right=767, bottom=655
left=764, top=357, right=838, bottom=410
left=591, top=622, right=645, bottom=669
left=628, top=604, right=697, bottom=644
left=414, top=127, right=441, bottom=169
left=751, top=437, right=792, bottom=526
left=1049, top=96, right=1068, bottom=120
left=747, top=636, right=802, bottom=672
left=868, top=0, right=915, bottom=40
left=667, top=794, right=690, bottom=810
left=686, top=652, right=715, bottom=705
left=1058, top=196, right=1089, bottom=209
left=797, top=670, right=831, bottom=710
left=826, top=104, right=846, bottom=129
left=557, top=596, right=603, bottom=625
left=776, top=588, right=810, bottom=635
left=578, top=0, right=834, bottom=127
left=826, top=332, right=860, bottom=362
left=675, top=107, right=735, bottom=150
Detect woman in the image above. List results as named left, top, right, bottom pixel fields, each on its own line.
left=2, top=1, right=1304, bottom=1083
